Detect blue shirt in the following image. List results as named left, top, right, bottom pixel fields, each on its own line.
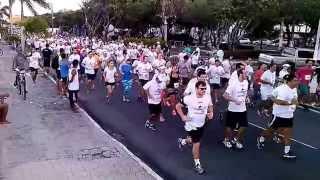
left=120, top=63, right=133, bottom=80
left=60, top=59, right=69, bottom=78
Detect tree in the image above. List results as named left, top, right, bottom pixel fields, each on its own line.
left=10, top=0, right=50, bottom=20
left=0, top=4, right=9, bottom=27
left=23, top=16, right=48, bottom=34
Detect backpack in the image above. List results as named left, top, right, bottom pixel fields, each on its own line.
left=51, top=55, right=59, bottom=69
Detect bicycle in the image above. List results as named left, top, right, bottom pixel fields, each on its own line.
left=14, top=68, right=27, bottom=100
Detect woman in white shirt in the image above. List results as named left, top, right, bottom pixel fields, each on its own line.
left=207, top=59, right=225, bottom=103
left=29, top=48, right=41, bottom=84
left=103, top=60, right=118, bottom=103
left=81, top=52, right=96, bottom=92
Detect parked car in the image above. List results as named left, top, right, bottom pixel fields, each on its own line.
left=239, top=38, right=251, bottom=44
left=258, top=47, right=314, bottom=66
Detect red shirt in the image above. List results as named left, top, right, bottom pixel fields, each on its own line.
left=296, top=66, right=314, bottom=85
left=254, top=69, right=264, bottom=85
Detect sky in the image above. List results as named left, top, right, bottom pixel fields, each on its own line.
left=2, top=0, right=82, bottom=16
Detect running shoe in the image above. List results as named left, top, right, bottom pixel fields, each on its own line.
left=194, top=164, right=205, bottom=175
left=283, top=151, right=296, bottom=159
left=145, top=120, right=156, bottom=131
left=273, top=136, right=281, bottom=144
left=223, top=139, right=232, bottom=149
left=177, top=138, right=184, bottom=150
left=257, top=137, right=265, bottom=150
left=234, top=139, right=244, bottom=149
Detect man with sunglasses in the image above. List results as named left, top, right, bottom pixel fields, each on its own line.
left=223, top=69, right=249, bottom=149
left=176, top=81, right=213, bottom=175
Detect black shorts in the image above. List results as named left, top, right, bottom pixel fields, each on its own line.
left=269, top=116, right=293, bottom=129
left=105, top=82, right=116, bottom=86
left=56, top=70, right=61, bottom=79
left=191, top=64, right=198, bottom=70
left=43, top=59, right=50, bottom=67
left=210, top=83, right=221, bottom=89
left=148, top=103, right=162, bottom=116
left=187, top=126, right=205, bottom=143
left=29, top=67, right=38, bottom=72
left=225, top=111, right=248, bottom=129
left=221, top=78, right=229, bottom=87
left=139, top=79, right=148, bottom=87
left=61, top=77, right=68, bottom=84
left=86, top=73, right=96, bottom=80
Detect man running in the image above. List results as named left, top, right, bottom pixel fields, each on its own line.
left=42, top=44, right=52, bottom=75
left=68, top=60, right=80, bottom=112
left=176, top=81, right=213, bottom=175
left=143, top=75, right=166, bottom=131
left=136, top=56, right=153, bottom=101
left=120, top=59, right=133, bottom=102
left=222, top=69, right=249, bottom=149
left=257, top=74, right=299, bottom=159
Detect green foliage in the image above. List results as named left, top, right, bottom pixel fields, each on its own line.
left=23, top=16, right=48, bottom=34
left=4, top=35, right=20, bottom=44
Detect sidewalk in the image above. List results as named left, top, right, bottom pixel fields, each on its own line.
left=0, top=44, right=158, bottom=180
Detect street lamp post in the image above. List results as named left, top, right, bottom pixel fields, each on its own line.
left=50, top=3, right=54, bottom=36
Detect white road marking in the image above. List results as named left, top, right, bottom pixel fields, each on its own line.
left=298, top=106, right=320, bottom=114
left=249, top=122, right=319, bottom=150
left=46, top=74, right=163, bottom=180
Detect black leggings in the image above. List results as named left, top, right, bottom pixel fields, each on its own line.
left=68, top=90, right=79, bottom=108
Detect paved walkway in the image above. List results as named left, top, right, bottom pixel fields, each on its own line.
left=0, top=44, right=158, bottom=180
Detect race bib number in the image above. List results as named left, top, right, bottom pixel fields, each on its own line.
left=305, top=75, right=311, bottom=81
left=210, top=75, right=220, bottom=84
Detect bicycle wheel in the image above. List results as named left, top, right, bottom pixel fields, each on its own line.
left=22, top=78, right=27, bottom=100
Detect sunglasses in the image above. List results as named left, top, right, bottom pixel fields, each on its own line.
left=199, top=87, right=207, bottom=91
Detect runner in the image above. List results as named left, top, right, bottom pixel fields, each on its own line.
left=184, top=69, right=211, bottom=96
left=258, top=63, right=277, bottom=117
left=222, top=69, right=249, bottom=149
left=136, top=56, right=153, bottom=102
left=0, top=93, right=10, bottom=124
left=176, top=80, right=213, bottom=175
left=296, top=59, right=314, bottom=108
left=207, top=59, right=225, bottom=103
left=143, top=75, right=166, bottom=131
left=28, top=48, right=41, bottom=84
left=103, top=60, right=118, bottom=103
left=257, top=73, right=299, bottom=159
left=59, top=53, right=69, bottom=97
left=42, top=44, right=52, bottom=75
left=164, top=64, right=180, bottom=116
left=221, top=57, right=231, bottom=88
left=68, top=60, right=80, bottom=112
left=82, top=51, right=96, bottom=93
left=178, top=55, right=192, bottom=87
left=120, top=58, right=133, bottom=102
left=253, top=63, right=266, bottom=102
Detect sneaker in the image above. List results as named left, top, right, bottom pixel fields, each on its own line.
left=235, top=141, right=244, bottom=149
left=122, top=96, right=126, bottom=102
left=223, top=139, right=232, bottom=149
left=144, top=120, right=150, bottom=128
left=125, top=98, right=131, bottom=103
left=273, top=136, right=281, bottom=144
left=257, top=137, right=265, bottom=150
left=177, top=138, right=184, bottom=150
left=145, top=121, right=157, bottom=131
left=193, top=164, right=205, bottom=175
left=283, top=151, right=296, bottom=159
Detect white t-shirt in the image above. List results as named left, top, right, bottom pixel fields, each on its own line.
left=207, top=65, right=225, bottom=84
left=29, top=52, right=41, bottom=69
left=260, top=70, right=276, bottom=100
left=221, top=60, right=231, bottom=79
left=229, top=71, right=238, bottom=85
left=68, top=68, right=79, bottom=91
left=137, top=62, right=153, bottom=80
left=225, top=79, right=248, bottom=112
left=279, top=69, right=289, bottom=80
left=184, top=78, right=211, bottom=96
left=183, top=94, right=213, bottom=131
left=246, top=65, right=254, bottom=81
left=191, top=54, right=199, bottom=65
left=143, top=80, right=165, bottom=104
left=103, top=67, right=117, bottom=83
left=272, top=84, right=298, bottom=118
left=216, top=50, right=224, bottom=61
left=82, top=56, right=95, bottom=74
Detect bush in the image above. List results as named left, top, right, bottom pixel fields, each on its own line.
left=4, top=35, right=20, bottom=45
left=22, top=16, right=48, bottom=34
left=124, top=37, right=166, bottom=47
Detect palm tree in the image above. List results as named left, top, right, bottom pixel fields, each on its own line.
left=0, top=4, right=9, bottom=27
left=10, top=0, right=50, bottom=20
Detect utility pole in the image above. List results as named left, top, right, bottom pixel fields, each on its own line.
left=161, top=0, right=167, bottom=42
left=313, top=18, right=320, bottom=63
left=279, top=19, right=284, bottom=50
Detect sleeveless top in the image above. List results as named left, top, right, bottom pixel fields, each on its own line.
left=68, top=67, right=79, bottom=91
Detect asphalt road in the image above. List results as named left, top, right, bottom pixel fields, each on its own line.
left=78, top=76, right=320, bottom=180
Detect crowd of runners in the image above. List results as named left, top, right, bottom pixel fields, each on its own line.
left=13, top=35, right=320, bottom=175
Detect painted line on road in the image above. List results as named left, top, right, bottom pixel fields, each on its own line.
left=298, top=106, right=320, bottom=114
left=248, top=122, right=319, bottom=150
left=46, top=74, right=163, bottom=180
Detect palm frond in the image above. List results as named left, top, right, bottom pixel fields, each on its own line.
left=25, top=0, right=38, bottom=15
left=31, top=0, right=51, bottom=9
